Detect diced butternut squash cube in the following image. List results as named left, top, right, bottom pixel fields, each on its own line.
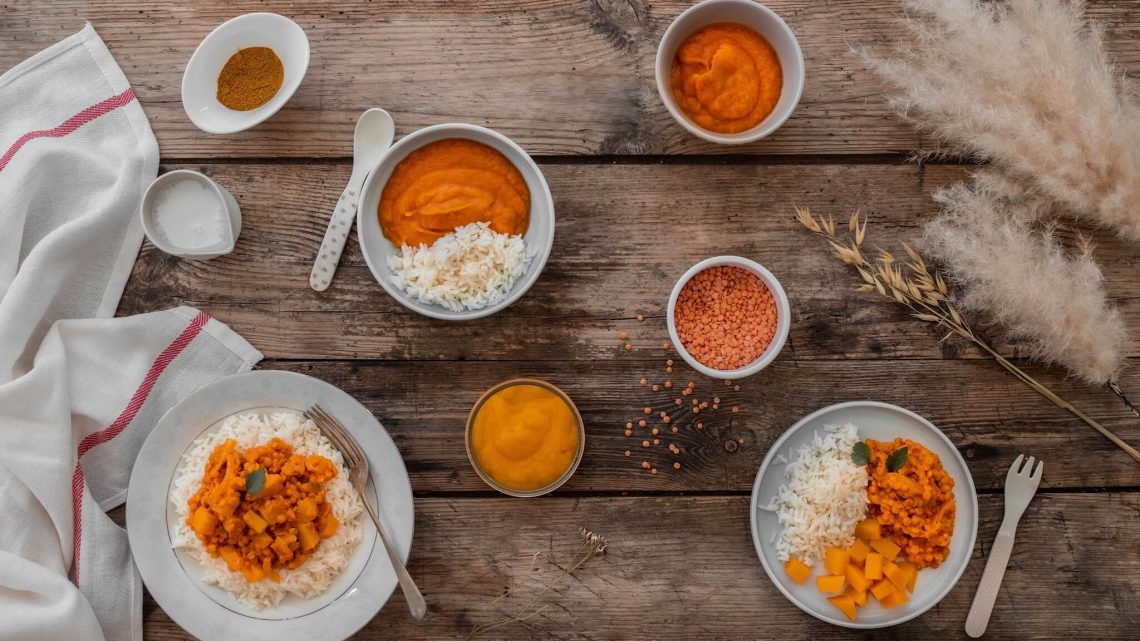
left=188, top=507, right=217, bottom=536
left=854, top=519, right=881, bottom=541
left=252, top=532, right=273, bottom=550
left=870, top=578, right=896, bottom=602
left=219, top=546, right=242, bottom=572
left=824, top=546, right=850, bottom=576
left=879, top=589, right=910, bottom=609
left=241, top=563, right=263, bottom=583
left=298, top=522, right=320, bottom=552
left=848, top=538, right=870, bottom=566
left=898, top=561, right=917, bottom=592
left=828, top=594, right=857, bottom=621
left=242, top=509, right=268, bottom=534
left=784, top=558, right=812, bottom=585
left=845, top=563, right=871, bottom=592
left=816, top=574, right=846, bottom=594
left=864, top=552, right=883, bottom=581
left=271, top=534, right=295, bottom=562
left=846, top=586, right=868, bottom=607
left=254, top=473, right=284, bottom=498
left=884, top=561, right=909, bottom=591
left=870, top=537, right=901, bottom=561
left=317, top=512, right=339, bottom=538
left=296, top=497, right=319, bottom=522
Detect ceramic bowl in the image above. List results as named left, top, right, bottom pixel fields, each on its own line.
left=749, top=401, right=979, bottom=629
left=667, top=255, right=790, bottom=379
left=357, top=123, right=555, bottom=321
left=139, top=170, right=241, bottom=260
left=655, top=0, right=805, bottom=144
left=464, top=378, right=585, bottom=498
left=182, top=13, right=310, bottom=134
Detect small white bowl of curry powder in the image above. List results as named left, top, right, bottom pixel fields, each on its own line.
left=181, top=13, right=309, bottom=134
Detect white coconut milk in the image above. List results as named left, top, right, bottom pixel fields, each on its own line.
left=151, top=176, right=228, bottom=250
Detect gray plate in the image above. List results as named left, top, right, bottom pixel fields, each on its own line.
left=749, top=401, right=978, bottom=629
left=127, top=370, right=414, bottom=641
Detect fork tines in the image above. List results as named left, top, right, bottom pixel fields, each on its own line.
left=305, top=405, right=365, bottom=472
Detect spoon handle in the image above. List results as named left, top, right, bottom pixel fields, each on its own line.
left=310, top=175, right=363, bottom=292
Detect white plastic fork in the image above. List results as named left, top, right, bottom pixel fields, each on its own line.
left=965, top=454, right=1043, bottom=637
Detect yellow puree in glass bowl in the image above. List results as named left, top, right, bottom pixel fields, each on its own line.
left=470, top=384, right=579, bottom=492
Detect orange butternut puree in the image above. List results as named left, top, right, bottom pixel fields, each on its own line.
left=187, top=438, right=340, bottom=583
left=670, top=23, right=782, bottom=134
left=471, top=384, right=578, bottom=491
left=378, top=138, right=530, bottom=247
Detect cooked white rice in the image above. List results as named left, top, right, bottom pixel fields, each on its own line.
left=760, top=422, right=869, bottom=565
left=387, top=221, right=531, bottom=312
left=170, top=410, right=363, bottom=609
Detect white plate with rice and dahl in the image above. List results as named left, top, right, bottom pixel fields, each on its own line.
left=127, top=370, right=413, bottom=641
left=749, top=401, right=978, bottom=629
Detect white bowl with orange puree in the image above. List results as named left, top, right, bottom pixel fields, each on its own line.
left=655, top=0, right=805, bottom=144
left=465, top=379, right=585, bottom=498
left=357, top=123, right=555, bottom=320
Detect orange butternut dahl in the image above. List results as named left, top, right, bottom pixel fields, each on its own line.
left=187, top=438, right=340, bottom=583
left=865, top=438, right=955, bottom=569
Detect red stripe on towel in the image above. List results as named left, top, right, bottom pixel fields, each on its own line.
left=70, top=311, right=209, bottom=583
left=0, top=87, right=136, bottom=174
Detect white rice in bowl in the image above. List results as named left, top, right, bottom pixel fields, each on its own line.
left=760, top=422, right=869, bottom=565
left=169, top=410, right=364, bottom=609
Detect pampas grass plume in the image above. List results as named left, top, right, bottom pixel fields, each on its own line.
left=923, top=177, right=1126, bottom=384
left=865, top=0, right=1140, bottom=240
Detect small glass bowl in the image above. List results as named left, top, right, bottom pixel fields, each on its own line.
left=465, top=378, right=585, bottom=498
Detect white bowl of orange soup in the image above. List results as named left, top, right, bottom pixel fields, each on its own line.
left=357, top=123, right=555, bottom=321
left=655, top=0, right=805, bottom=144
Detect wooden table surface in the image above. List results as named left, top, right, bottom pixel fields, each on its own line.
left=6, top=1, right=1140, bottom=639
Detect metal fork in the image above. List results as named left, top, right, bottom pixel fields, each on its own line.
left=305, top=405, right=427, bottom=620
left=965, top=454, right=1043, bottom=637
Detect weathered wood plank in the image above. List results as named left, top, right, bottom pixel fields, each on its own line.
left=250, top=358, right=1140, bottom=492
left=1, top=1, right=1137, bottom=157
left=116, top=162, right=1140, bottom=361
left=129, top=493, right=1140, bottom=640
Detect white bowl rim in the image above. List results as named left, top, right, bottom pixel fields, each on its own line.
left=654, top=0, right=806, bottom=145
left=666, top=255, right=791, bottom=379
left=748, top=400, right=980, bottom=629
left=181, top=12, right=311, bottom=135
left=139, top=169, right=236, bottom=257
left=356, top=122, right=556, bottom=321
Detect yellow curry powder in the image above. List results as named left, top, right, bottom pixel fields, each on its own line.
left=470, top=383, right=579, bottom=491
left=217, top=47, right=284, bottom=111
left=670, top=23, right=783, bottom=134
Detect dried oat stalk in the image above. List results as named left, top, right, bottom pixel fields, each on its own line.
left=797, top=207, right=1140, bottom=462
left=467, top=528, right=608, bottom=639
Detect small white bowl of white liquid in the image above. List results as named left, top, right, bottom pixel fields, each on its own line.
left=140, top=170, right=241, bottom=260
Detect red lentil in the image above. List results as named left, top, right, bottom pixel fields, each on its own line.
left=674, top=266, right=776, bottom=370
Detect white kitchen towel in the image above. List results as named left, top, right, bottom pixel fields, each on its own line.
left=0, top=26, right=263, bottom=641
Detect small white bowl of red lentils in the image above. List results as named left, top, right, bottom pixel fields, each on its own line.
left=667, top=256, right=790, bottom=379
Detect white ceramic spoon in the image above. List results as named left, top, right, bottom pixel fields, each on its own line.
left=310, top=108, right=395, bottom=291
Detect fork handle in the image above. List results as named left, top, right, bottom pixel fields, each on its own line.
left=362, top=499, right=427, bottom=620
left=965, top=529, right=1015, bottom=637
